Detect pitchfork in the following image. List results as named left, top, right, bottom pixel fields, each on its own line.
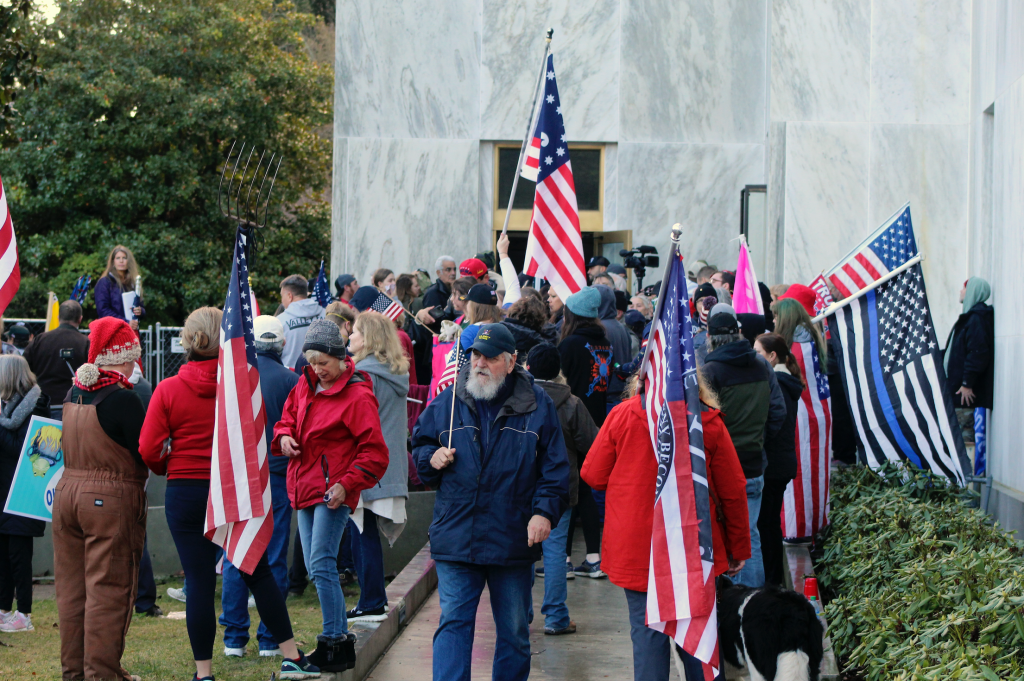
left=217, top=140, right=283, bottom=231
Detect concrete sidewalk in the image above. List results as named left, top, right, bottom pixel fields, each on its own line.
left=366, top=540, right=634, bottom=680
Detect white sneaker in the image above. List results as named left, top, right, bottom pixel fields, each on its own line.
left=259, top=647, right=282, bottom=657
left=166, top=587, right=186, bottom=603
left=247, top=595, right=256, bottom=609
left=224, top=646, right=246, bottom=657
left=0, top=611, right=33, bottom=632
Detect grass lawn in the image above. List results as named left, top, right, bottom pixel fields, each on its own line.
left=0, top=577, right=359, bottom=681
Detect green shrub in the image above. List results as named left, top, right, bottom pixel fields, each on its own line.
left=821, top=464, right=1024, bottom=681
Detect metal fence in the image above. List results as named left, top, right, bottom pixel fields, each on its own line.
left=3, top=319, right=178, bottom=386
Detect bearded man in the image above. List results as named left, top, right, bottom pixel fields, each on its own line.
left=412, top=323, right=570, bottom=681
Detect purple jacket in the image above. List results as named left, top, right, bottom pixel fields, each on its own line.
left=95, top=274, right=144, bottom=320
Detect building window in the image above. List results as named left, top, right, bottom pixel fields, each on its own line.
left=494, top=144, right=604, bottom=232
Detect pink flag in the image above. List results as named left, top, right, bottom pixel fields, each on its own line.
left=732, top=240, right=763, bottom=314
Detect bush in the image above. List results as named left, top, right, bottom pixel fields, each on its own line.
left=821, top=464, right=1024, bottom=681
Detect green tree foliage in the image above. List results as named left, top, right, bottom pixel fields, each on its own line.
left=0, top=0, right=44, bottom=146
left=2, top=0, right=332, bottom=323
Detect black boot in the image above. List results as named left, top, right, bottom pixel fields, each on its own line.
left=306, top=635, right=330, bottom=669
left=308, top=634, right=353, bottom=673
left=340, top=632, right=357, bottom=671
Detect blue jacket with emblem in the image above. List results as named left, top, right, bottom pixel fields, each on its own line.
left=412, top=364, right=570, bottom=566
left=256, top=350, right=300, bottom=476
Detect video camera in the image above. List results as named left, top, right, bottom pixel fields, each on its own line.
left=619, top=245, right=659, bottom=291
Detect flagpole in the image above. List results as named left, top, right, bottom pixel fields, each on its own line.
left=638, top=223, right=683, bottom=379
left=811, top=253, right=925, bottom=323
left=447, top=350, right=459, bottom=449
left=499, top=28, right=554, bottom=236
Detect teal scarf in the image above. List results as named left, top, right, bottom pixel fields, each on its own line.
left=944, top=277, right=991, bottom=372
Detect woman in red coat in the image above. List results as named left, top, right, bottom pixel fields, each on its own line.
left=273, top=319, right=389, bottom=672
left=581, top=373, right=750, bottom=681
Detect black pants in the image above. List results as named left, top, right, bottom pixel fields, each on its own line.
left=165, top=483, right=293, bottom=660
left=759, top=478, right=790, bottom=587
left=0, top=533, right=33, bottom=614
left=135, top=535, right=157, bottom=613
left=567, top=479, right=602, bottom=557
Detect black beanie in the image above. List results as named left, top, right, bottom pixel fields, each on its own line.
left=526, top=342, right=561, bottom=381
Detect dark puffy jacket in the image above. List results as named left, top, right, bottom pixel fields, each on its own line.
left=94, top=273, right=144, bottom=321
left=702, top=340, right=775, bottom=477
left=502, top=317, right=545, bottom=362
left=764, top=368, right=801, bottom=481
left=0, top=385, right=51, bottom=536
left=412, top=365, right=570, bottom=566
left=558, top=324, right=613, bottom=426
left=535, top=379, right=598, bottom=506
left=943, top=302, right=994, bottom=410
left=256, top=351, right=300, bottom=476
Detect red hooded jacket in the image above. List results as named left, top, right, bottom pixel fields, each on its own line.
left=140, top=358, right=219, bottom=480
left=272, top=361, right=389, bottom=511
left=581, top=396, right=751, bottom=592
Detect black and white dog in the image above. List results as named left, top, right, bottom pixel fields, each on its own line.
left=712, top=576, right=824, bottom=681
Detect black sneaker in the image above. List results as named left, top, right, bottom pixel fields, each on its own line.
left=280, top=651, right=321, bottom=679
left=191, top=676, right=214, bottom=681
left=339, top=569, right=358, bottom=587
left=347, top=605, right=388, bottom=623
left=138, top=605, right=163, bottom=617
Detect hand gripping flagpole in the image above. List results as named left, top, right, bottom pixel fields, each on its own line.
left=499, top=28, right=554, bottom=236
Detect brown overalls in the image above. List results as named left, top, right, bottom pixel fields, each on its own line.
left=53, top=385, right=148, bottom=681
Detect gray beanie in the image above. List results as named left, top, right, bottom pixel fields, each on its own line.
left=302, top=319, right=348, bottom=359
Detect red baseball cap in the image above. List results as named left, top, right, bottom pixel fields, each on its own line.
left=459, top=258, right=488, bottom=279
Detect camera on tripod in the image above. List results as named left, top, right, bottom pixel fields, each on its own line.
left=619, top=245, right=659, bottom=291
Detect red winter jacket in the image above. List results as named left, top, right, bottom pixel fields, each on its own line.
left=272, top=361, right=389, bottom=511
left=140, top=358, right=219, bottom=480
left=581, top=396, right=750, bottom=592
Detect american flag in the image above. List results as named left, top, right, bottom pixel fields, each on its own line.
left=828, top=204, right=916, bottom=298
left=520, top=55, right=586, bottom=302
left=781, top=339, right=832, bottom=539
left=312, top=258, right=332, bottom=308
left=0, top=175, right=20, bottom=315
left=640, top=247, right=718, bottom=680
left=434, top=340, right=468, bottom=398
left=204, top=228, right=273, bottom=574
left=830, top=264, right=968, bottom=483
left=369, top=291, right=404, bottom=322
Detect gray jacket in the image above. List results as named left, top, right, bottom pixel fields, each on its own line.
left=276, top=297, right=325, bottom=368
left=356, top=355, right=410, bottom=503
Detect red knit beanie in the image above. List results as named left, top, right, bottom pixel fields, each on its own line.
left=75, top=317, right=141, bottom=387
left=780, top=283, right=817, bottom=316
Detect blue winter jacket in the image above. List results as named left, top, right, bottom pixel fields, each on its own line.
left=256, top=350, right=300, bottom=476
left=412, top=364, right=570, bottom=566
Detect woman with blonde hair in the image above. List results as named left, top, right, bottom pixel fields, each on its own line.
left=345, top=312, right=409, bottom=622
left=0, top=355, right=50, bottom=633
left=582, top=367, right=750, bottom=679
left=141, top=308, right=318, bottom=680
left=95, top=245, right=144, bottom=330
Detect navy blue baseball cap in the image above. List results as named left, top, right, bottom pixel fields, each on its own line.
left=469, top=323, right=517, bottom=358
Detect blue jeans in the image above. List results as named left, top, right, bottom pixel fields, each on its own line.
left=220, top=474, right=292, bottom=650
left=734, top=475, right=765, bottom=588
left=297, top=502, right=351, bottom=638
left=351, top=509, right=387, bottom=612
left=540, top=511, right=571, bottom=630
left=433, top=561, right=532, bottom=681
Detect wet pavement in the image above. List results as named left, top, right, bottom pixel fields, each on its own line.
left=366, top=539, right=634, bottom=680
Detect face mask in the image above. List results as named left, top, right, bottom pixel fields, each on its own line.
left=128, top=363, right=142, bottom=385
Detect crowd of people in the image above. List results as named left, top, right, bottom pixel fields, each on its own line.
left=0, top=241, right=996, bottom=681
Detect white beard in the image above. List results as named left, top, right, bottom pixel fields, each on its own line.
left=466, top=367, right=505, bottom=401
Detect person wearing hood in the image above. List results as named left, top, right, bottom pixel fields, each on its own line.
left=503, top=295, right=549, bottom=361
left=701, top=305, right=785, bottom=590
left=525, top=343, right=598, bottom=636
left=944, top=277, right=994, bottom=441
left=277, top=274, right=326, bottom=369
left=557, top=287, right=612, bottom=579
left=345, top=312, right=410, bottom=624
left=53, top=317, right=148, bottom=680
left=0, top=355, right=50, bottom=633
left=753, top=333, right=802, bottom=587
left=595, top=285, right=631, bottom=405
left=219, top=315, right=301, bottom=658
left=141, top=309, right=318, bottom=681
left=273, top=320, right=389, bottom=673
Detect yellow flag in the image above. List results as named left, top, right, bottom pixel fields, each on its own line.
left=44, top=292, right=59, bottom=331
